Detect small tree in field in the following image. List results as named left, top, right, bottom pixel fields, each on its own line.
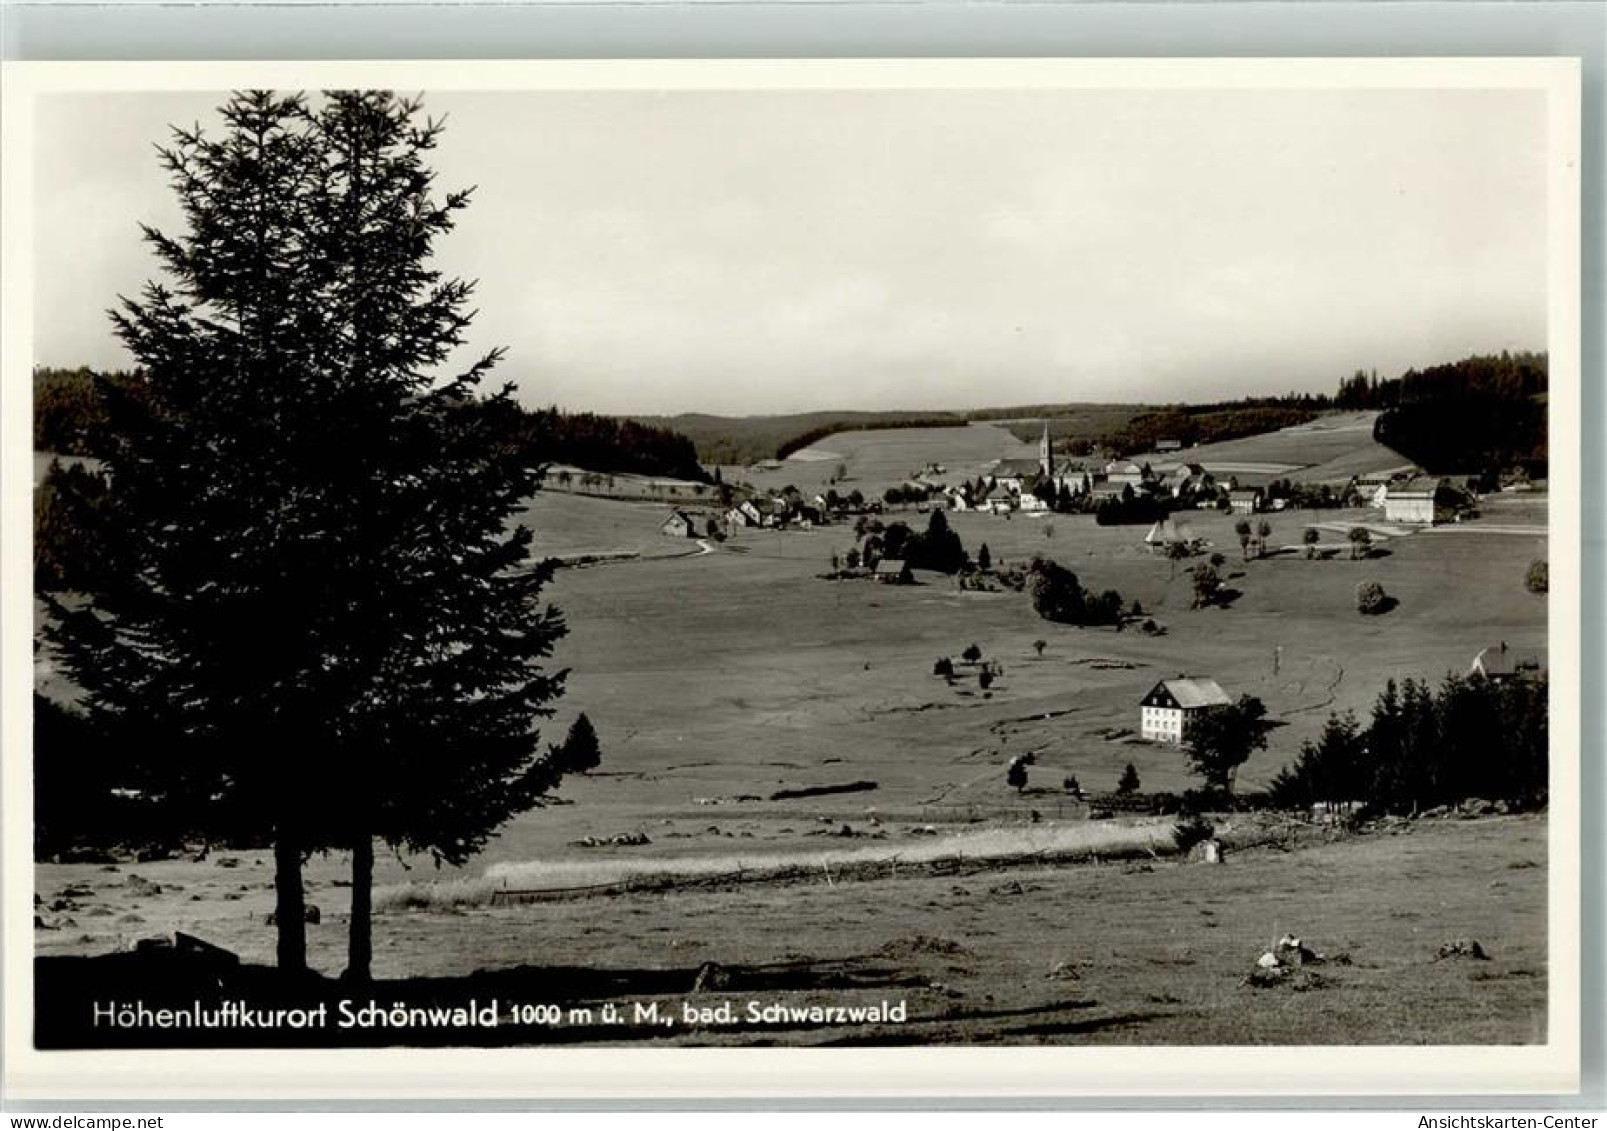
left=1190, top=562, right=1222, bottom=609
left=1117, top=763, right=1141, bottom=795
left=1356, top=579, right=1390, bottom=615
left=1032, top=639, right=1047, bottom=659
left=962, top=643, right=983, bottom=663
left=1234, top=519, right=1252, bottom=560
left=1526, top=560, right=1548, bottom=595
left=977, top=543, right=992, bottom=571
left=1185, top=696, right=1273, bottom=792
left=557, top=714, right=602, bottom=774
left=1348, top=527, right=1372, bottom=560
left=1256, top=519, right=1273, bottom=558
left=46, top=92, right=573, bottom=981
left=933, top=656, right=955, bottom=678
left=1303, top=528, right=1320, bottom=559
left=1006, top=758, right=1028, bottom=793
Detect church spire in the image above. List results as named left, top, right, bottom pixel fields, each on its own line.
left=1039, top=420, right=1054, bottom=478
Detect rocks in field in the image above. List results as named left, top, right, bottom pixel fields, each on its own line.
left=1434, top=938, right=1490, bottom=961
left=569, top=832, right=651, bottom=848
left=125, top=874, right=163, bottom=897
left=265, top=904, right=321, bottom=926
left=1244, top=934, right=1329, bottom=989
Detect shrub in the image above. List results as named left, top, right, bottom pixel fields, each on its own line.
left=1355, top=580, right=1389, bottom=615
left=1116, top=763, right=1141, bottom=795
left=962, top=643, right=983, bottom=663
left=1171, top=814, right=1216, bottom=854
left=1006, top=760, right=1028, bottom=792
left=1063, top=775, right=1081, bottom=796
left=933, top=657, right=954, bottom=678
left=1525, top=560, right=1548, bottom=595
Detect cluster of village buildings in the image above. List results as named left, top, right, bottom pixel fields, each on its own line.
left=659, top=421, right=1478, bottom=542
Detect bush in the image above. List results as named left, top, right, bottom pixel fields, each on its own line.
left=1006, top=760, right=1028, bottom=792
left=962, top=643, right=983, bottom=663
left=1171, top=814, right=1216, bottom=854
left=933, top=657, right=954, bottom=677
left=1355, top=580, right=1389, bottom=615
left=1116, top=763, right=1141, bottom=795
left=1525, top=560, right=1548, bottom=595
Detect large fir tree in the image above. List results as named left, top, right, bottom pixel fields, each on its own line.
left=46, top=91, right=572, bottom=979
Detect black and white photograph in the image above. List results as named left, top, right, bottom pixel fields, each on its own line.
left=1, top=58, right=1582, bottom=1099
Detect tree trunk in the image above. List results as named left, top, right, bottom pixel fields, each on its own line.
left=346, top=834, right=373, bottom=984
left=273, top=833, right=307, bottom=973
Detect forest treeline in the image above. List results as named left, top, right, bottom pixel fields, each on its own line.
left=1270, top=671, right=1547, bottom=814
left=35, top=367, right=709, bottom=483
left=1355, top=352, right=1548, bottom=476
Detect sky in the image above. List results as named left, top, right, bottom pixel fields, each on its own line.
left=32, top=85, right=1550, bottom=416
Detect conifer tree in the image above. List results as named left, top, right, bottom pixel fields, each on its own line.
left=46, top=91, right=572, bottom=980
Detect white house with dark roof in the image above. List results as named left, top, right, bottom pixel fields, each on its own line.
left=1104, top=459, right=1147, bottom=487
left=1139, top=678, right=1231, bottom=743
left=660, top=510, right=695, bottom=539
left=1470, top=642, right=1544, bottom=683
left=1382, top=477, right=1458, bottom=525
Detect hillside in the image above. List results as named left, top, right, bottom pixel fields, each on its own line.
left=1126, top=411, right=1414, bottom=485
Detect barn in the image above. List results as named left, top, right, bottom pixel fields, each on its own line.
left=1139, top=678, right=1231, bottom=743
left=660, top=510, right=695, bottom=538
left=874, top=558, right=913, bottom=585
left=1382, top=477, right=1457, bottom=525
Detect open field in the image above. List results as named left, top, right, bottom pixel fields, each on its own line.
left=1131, top=411, right=1414, bottom=485
left=729, top=421, right=1036, bottom=498
left=33, top=421, right=1550, bottom=1043
left=35, top=814, right=1546, bottom=1045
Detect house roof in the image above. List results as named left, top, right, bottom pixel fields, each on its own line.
left=1105, top=460, right=1144, bottom=475
left=1388, top=476, right=1448, bottom=499
left=1143, top=678, right=1231, bottom=709
left=1472, top=643, right=1544, bottom=678
left=992, top=458, right=1043, bottom=478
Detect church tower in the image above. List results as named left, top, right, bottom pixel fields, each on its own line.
left=1039, top=420, right=1054, bottom=479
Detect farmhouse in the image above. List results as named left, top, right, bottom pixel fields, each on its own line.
left=1104, top=460, right=1148, bottom=487
left=1139, top=678, right=1231, bottom=744
left=1382, top=477, right=1458, bottom=525
left=660, top=510, right=695, bottom=539
left=990, top=457, right=1043, bottom=495
left=1470, top=642, right=1545, bottom=683
left=983, top=485, right=1016, bottom=515
left=874, top=558, right=913, bottom=585
left=1162, top=463, right=1214, bottom=499
left=1227, top=488, right=1263, bottom=515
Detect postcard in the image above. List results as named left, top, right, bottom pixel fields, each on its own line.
left=0, top=58, right=1581, bottom=1100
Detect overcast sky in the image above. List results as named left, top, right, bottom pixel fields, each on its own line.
left=33, top=86, right=1549, bottom=416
